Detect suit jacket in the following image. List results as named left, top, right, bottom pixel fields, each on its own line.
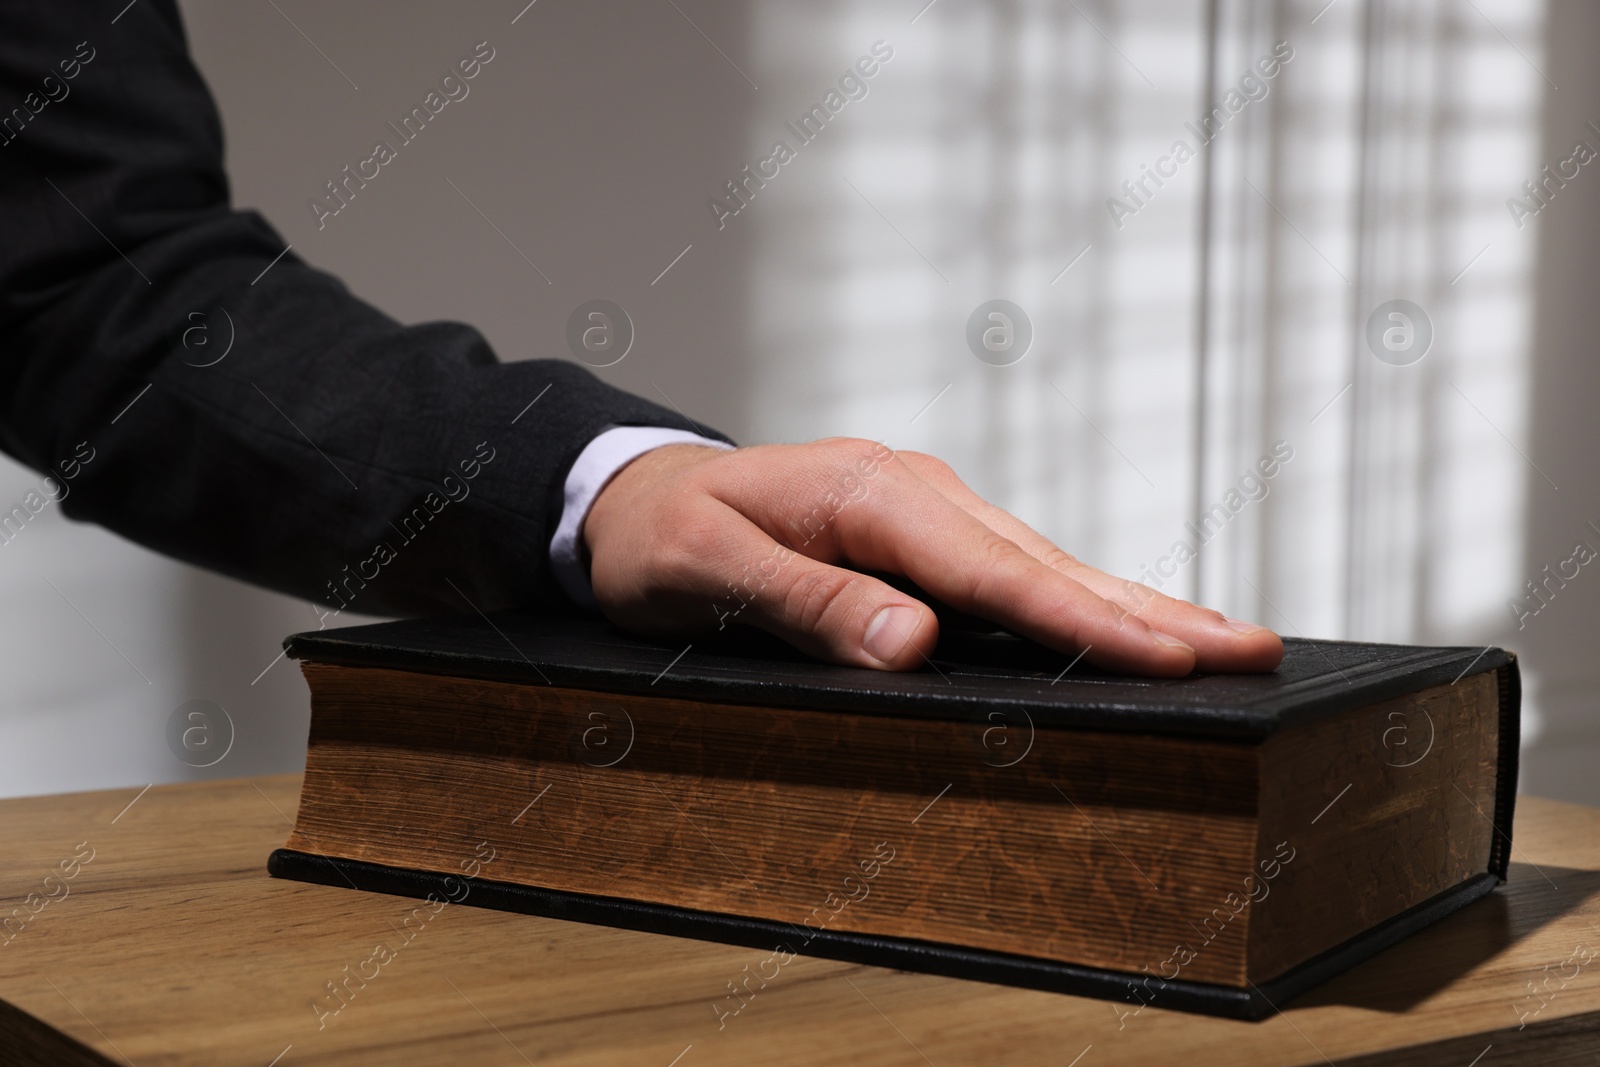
left=0, top=1, right=729, bottom=615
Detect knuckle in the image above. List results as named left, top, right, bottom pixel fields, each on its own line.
left=955, top=535, right=1029, bottom=606
left=1037, top=545, right=1080, bottom=572
left=978, top=533, right=1026, bottom=571
left=780, top=568, right=859, bottom=634
left=816, top=435, right=872, bottom=454
left=900, top=450, right=955, bottom=481
left=823, top=435, right=896, bottom=471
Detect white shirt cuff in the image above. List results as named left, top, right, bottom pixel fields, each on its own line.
left=550, top=426, right=735, bottom=609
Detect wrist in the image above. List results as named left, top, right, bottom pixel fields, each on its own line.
left=582, top=443, right=730, bottom=562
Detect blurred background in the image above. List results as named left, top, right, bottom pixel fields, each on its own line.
left=2, top=0, right=1595, bottom=803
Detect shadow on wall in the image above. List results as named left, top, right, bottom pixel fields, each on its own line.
left=1519, top=0, right=1600, bottom=806
left=7, top=0, right=1592, bottom=807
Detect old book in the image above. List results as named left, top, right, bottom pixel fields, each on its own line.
left=268, top=614, right=1518, bottom=1020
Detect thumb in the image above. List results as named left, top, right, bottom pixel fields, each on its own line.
left=737, top=547, right=939, bottom=670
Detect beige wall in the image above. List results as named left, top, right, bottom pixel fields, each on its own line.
left=1517, top=0, right=1600, bottom=803
left=0, top=1, right=1593, bottom=804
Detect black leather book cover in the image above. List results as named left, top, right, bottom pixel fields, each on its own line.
left=285, top=612, right=1515, bottom=740
left=276, top=613, right=1520, bottom=1018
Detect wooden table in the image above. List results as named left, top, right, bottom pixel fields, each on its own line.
left=0, top=776, right=1597, bottom=1066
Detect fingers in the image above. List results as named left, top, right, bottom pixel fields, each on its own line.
left=713, top=443, right=1200, bottom=676
left=848, top=482, right=1199, bottom=676
left=895, top=450, right=1284, bottom=673
left=594, top=494, right=941, bottom=670
left=585, top=437, right=1282, bottom=678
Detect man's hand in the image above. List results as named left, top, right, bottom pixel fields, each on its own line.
left=582, top=437, right=1284, bottom=677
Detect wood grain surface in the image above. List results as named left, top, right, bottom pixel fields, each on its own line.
left=2, top=774, right=1596, bottom=1065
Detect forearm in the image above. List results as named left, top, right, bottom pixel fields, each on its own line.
left=0, top=0, right=726, bottom=616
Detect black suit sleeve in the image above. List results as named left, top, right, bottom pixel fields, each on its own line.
left=0, top=1, right=728, bottom=616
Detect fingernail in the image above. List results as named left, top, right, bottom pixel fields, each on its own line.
left=1223, top=617, right=1268, bottom=635
left=864, top=605, right=921, bottom=663
left=1150, top=630, right=1194, bottom=652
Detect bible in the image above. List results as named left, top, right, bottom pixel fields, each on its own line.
left=268, top=614, right=1517, bottom=1020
